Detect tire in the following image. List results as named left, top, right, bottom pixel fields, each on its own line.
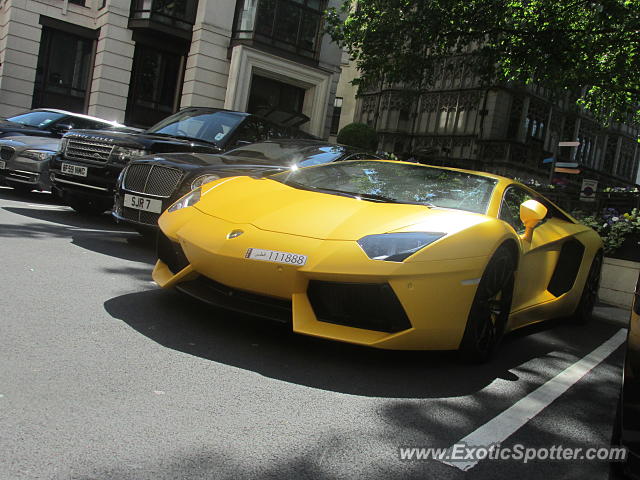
left=67, top=198, right=109, bottom=216
left=571, top=251, right=603, bottom=324
left=459, top=246, right=516, bottom=363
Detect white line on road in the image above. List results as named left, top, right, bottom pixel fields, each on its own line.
left=441, top=328, right=627, bottom=471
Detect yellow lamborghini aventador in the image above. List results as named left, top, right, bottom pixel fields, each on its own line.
left=152, top=160, right=603, bottom=362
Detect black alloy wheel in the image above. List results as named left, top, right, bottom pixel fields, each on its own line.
left=572, top=251, right=603, bottom=324
left=459, top=247, right=516, bottom=363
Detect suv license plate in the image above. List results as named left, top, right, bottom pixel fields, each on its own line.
left=61, top=163, right=88, bottom=177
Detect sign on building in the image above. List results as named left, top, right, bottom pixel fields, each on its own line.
left=580, top=179, right=598, bottom=202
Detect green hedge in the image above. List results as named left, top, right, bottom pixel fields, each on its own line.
left=336, top=122, right=378, bottom=150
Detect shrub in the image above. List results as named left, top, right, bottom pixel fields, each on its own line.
left=573, top=208, right=640, bottom=254
left=336, top=122, right=378, bottom=150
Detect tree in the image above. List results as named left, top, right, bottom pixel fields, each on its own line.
left=326, top=0, right=640, bottom=124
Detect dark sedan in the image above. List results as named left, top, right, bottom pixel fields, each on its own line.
left=0, top=109, right=130, bottom=138
left=113, top=139, right=384, bottom=232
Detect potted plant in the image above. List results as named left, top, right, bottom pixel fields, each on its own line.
left=574, top=208, right=640, bottom=308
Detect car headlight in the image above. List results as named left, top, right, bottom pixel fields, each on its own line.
left=20, top=149, right=54, bottom=161
left=357, top=232, right=445, bottom=262
left=168, top=188, right=201, bottom=213
left=111, top=146, right=148, bottom=164
left=191, top=174, right=221, bottom=190
left=58, top=137, right=69, bottom=154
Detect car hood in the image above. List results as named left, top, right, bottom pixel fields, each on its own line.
left=0, top=121, right=47, bottom=136
left=194, top=176, right=489, bottom=241
left=146, top=152, right=295, bottom=168
left=0, top=135, right=61, bottom=151
left=66, top=130, right=221, bottom=154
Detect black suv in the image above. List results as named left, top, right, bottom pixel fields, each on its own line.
left=50, top=107, right=313, bottom=214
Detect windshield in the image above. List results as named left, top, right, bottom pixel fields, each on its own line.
left=270, top=161, right=497, bottom=213
left=224, top=142, right=346, bottom=166
left=147, top=110, right=244, bottom=145
left=6, top=111, right=66, bottom=128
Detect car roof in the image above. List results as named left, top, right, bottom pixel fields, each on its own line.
left=175, top=107, right=251, bottom=118
left=30, top=108, right=126, bottom=127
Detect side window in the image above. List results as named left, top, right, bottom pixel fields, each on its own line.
left=261, top=121, right=288, bottom=140
left=499, top=186, right=534, bottom=234
left=65, top=118, right=97, bottom=130
left=232, top=119, right=262, bottom=143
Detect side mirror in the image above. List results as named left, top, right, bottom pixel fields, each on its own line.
left=51, top=123, right=73, bottom=134
left=520, top=199, right=547, bottom=242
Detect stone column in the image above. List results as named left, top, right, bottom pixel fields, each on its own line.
left=87, top=0, right=135, bottom=123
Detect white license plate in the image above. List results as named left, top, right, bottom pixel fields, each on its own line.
left=0, top=160, right=5, bottom=169
left=245, top=248, right=307, bottom=266
left=61, top=163, right=87, bottom=177
left=124, top=193, right=163, bottom=214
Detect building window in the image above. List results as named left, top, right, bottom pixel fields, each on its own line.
left=525, top=99, right=547, bottom=141
left=125, top=43, right=185, bottom=127
left=32, top=26, right=95, bottom=113
left=507, top=95, right=524, bottom=139
left=234, top=0, right=326, bottom=60
left=247, top=74, right=306, bottom=121
left=330, top=97, right=343, bottom=135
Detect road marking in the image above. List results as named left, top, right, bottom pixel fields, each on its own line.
left=441, top=328, right=627, bottom=471
left=25, top=204, right=68, bottom=210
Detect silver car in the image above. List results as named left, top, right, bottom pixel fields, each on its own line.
left=0, top=136, right=60, bottom=192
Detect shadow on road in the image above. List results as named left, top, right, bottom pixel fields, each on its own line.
left=0, top=185, right=61, bottom=205
left=2, top=205, right=121, bottom=231
left=0, top=207, right=156, bottom=264
left=103, top=287, right=623, bottom=399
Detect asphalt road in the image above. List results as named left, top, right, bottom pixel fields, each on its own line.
left=0, top=186, right=630, bottom=480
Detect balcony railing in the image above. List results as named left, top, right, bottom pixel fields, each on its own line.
left=129, top=0, right=198, bottom=38
left=233, top=0, right=326, bottom=61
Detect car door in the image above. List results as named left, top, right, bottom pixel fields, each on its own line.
left=499, top=185, right=573, bottom=317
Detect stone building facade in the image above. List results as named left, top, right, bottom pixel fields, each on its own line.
left=0, top=0, right=342, bottom=137
left=352, top=56, right=640, bottom=187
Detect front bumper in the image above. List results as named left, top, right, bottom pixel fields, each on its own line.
left=49, top=155, right=122, bottom=202
left=152, top=208, right=488, bottom=350
left=0, top=157, right=51, bottom=190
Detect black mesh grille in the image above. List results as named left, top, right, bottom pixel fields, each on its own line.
left=157, top=231, right=189, bottom=274
left=123, top=163, right=182, bottom=197
left=0, top=146, right=14, bottom=161
left=123, top=164, right=149, bottom=192
left=307, top=281, right=412, bottom=333
left=176, top=276, right=292, bottom=324
left=139, top=210, right=161, bottom=226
